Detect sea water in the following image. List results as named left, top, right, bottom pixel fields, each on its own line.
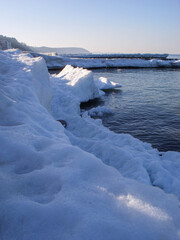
left=91, top=68, right=180, bottom=152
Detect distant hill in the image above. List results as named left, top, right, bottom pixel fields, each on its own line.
left=30, top=46, right=90, bottom=55
left=0, top=35, right=90, bottom=55
left=0, top=35, right=32, bottom=51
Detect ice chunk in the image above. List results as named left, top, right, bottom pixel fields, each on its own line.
left=86, top=106, right=113, bottom=117
left=94, top=77, right=121, bottom=90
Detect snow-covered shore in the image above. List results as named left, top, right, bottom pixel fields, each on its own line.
left=60, top=53, right=169, bottom=59
left=31, top=52, right=180, bottom=69
left=1, top=49, right=180, bottom=240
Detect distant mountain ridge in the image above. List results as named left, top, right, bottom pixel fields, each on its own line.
left=0, top=35, right=90, bottom=55
left=31, top=46, right=90, bottom=55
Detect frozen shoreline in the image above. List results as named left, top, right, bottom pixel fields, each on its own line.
left=1, top=49, right=180, bottom=239
left=59, top=53, right=169, bottom=59
left=31, top=52, right=180, bottom=70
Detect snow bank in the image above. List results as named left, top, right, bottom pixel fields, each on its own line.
left=1, top=49, right=180, bottom=240
left=31, top=52, right=180, bottom=69
left=51, top=64, right=180, bottom=200
left=0, top=49, right=52, bottom=111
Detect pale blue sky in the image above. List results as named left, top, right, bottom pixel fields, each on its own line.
left=1, top=0, right=180, bottom=53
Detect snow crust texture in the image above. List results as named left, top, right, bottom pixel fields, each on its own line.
left=1, top=49, right=180, bottom=240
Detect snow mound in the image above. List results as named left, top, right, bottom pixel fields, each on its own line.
left=50, top=65, right=101, bottom=117
left=1, top=50, right=180, bottom=240
left=57, top=65, right=100, bottom=102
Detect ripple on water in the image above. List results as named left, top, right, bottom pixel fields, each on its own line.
left=90, top=68, right=180, bottom=152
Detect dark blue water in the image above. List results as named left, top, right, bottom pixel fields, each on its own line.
left=92, top=68, right=180, bottom=152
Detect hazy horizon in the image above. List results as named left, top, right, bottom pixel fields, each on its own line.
left=1, top=0, right=180, bottom=54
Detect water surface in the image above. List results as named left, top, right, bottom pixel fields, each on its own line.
left=91, top=68, right=180, bottom=152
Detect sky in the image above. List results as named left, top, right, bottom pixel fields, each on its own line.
left=0, top=0, right=180, bottom=53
